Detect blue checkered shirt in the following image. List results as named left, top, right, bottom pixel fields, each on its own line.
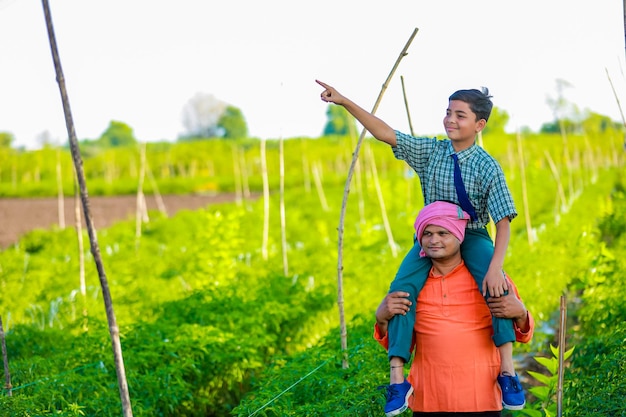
left=392, top=131, right=517, bottom=229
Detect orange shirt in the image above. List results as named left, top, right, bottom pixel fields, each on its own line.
left=375, top=261, right=534, bottom=413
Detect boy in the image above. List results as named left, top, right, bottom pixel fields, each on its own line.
left=315, top=80, right=524, bottom=415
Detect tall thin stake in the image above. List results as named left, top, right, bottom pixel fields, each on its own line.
left=135, top=142, right=148, bottom=245
left=279, top=136, right=289, bottom=276
left=260, top=139, right=270, bottom=260
left=400, top=75, right=415, bottom=136
left=232, top=144, right=243, bottom=206
left=367, top=145, right=397, bottom=257
left=145, top=158, right=168, bottom=217
left=73, top=173, right=87, bottom=330
left=40, top=1, right=133, bottom=415
left=0, top=315, right=12, bottom=397
left=336, top=28, right=419, bottom=368
left=312, top=161, right=330, bottom=212
left=557, top=295, right=567, bottom=417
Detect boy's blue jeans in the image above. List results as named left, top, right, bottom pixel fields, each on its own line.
left=387, top=228, right=515, bottom=362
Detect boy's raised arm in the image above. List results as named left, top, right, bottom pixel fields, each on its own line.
left=316, top=79, right=397, bottom=146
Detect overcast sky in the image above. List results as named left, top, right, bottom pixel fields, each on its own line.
left=1, top=0, right=624, bottom=149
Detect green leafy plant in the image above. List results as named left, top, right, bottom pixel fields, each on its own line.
left=517, top=345, right=574, bottom=417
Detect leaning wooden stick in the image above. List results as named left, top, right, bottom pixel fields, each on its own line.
left=336, top=27, right=419, bottom=369
left=605, top=67, right=626, bottom=129
left=40, top=1, right=133, bottom=415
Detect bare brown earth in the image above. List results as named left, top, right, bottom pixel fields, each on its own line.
left=0, top=193, right=241, bottom=249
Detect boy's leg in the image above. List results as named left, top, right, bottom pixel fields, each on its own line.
left=461, top=229, right=516, bottom=348
left=382, top=241, right=427, bottom=416
left=387, top=240, right=432, bottom=365
left=462, top=229, right=524, bottom=410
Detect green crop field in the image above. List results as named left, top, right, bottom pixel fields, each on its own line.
left=0, top=129, right=624, bottom=416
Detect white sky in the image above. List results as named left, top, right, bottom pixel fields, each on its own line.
left=1, top=0, right=625, bottom=149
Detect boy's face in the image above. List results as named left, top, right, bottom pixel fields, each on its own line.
left=443, top=100, right=486, bottom=144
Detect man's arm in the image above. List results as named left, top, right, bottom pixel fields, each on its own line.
left=316, top=80, right=397, bottom=146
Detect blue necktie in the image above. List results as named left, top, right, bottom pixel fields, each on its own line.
left=451, top=153, right=478, bottom=221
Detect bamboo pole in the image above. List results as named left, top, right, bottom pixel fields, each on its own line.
left=144, top=159, right=168, bottom=217
left=515, top=130, right=533, bottom=246
left=544, top=150, right=568, bottom=215
left=605, top=67, right=626, bottom=131
left=400, top=75, right=415, bottom=136
left=336, top=28, right=419, bottom=368
left=260, top=139, right=270, bottom=261
left=279, top=137, right=288, bottom=276
left=312, top=161, right=330, bottom=212
left=232, top=144, right=243, bottom=206
left=40, top=1, right=133, bottom=415
left=366, top=146, right=397, bottom=257
left=135, top=142, right=148, bottom=244
left=556, top=295, right=567, bottom=417
left=0, top=315, right=12, bottom=397
left=240, top=149, right=251, bottom=200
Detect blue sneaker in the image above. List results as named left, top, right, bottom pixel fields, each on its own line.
left=379, top=379, right=413, bottom=417
left=498, top=373, right=526, bottom=410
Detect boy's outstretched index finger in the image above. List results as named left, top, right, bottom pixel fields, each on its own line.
left=315, top=79, right=329, bottom=88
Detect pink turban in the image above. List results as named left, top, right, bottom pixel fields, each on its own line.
left=414, top=201, right=470, bottom=257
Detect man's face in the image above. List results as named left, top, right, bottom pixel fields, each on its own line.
left=443, top=100, right=485, bottom=143
left=420, top=224, right=462, bottom=259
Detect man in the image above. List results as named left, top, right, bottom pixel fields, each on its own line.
left=374, top=201, right=534, bottom=416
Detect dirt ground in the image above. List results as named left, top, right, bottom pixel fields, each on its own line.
left=0, top=193, right=241, bottom=249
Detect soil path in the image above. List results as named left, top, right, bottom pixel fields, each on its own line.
left=0, top=193, right=241, bottom=249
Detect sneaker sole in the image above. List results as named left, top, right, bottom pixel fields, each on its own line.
left=503, top=402, right=526, bottom=411
left=385, top=386, right=414, bottom=417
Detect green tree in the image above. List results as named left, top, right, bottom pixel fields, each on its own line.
left=0, top=131, right=15, bottom=148
left=98, top=120, right=137, bottom=147
left=483, top=106, right=509, bottom=135
left=218, top=105, right=248, bottom=139
left=181, top=92, right=227, bottom=139
left=581, top=111, right=622, bottom=137
left=323, top=105, right=354, bottom=136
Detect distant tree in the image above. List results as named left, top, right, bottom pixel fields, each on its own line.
left=218, top=105, right=248, bottom=139
left=181, top=93, right=227, bottom=138
left=36, top=130, right=57, bottom=148
left=0, top=131, right=14, bottom=148
left=540, top=118, right=579, bottom=134
left=98, top=120, right=137, bottom=147
left=581, top=111, right=622, bottom=136
left=323, top=105, right=355, bottom=136
left=483, top=106, right=509, bottom=135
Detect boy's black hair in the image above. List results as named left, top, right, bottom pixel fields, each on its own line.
left=449, top=87, right=493, bottom=122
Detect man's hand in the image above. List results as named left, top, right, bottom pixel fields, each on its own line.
left=482, top=268, right=508, bottom=297
left=487, top=281, right=529, bottom=332
left=375, top=291, right=412, bottom=328
left=316, top=80, right=346, bottom=106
